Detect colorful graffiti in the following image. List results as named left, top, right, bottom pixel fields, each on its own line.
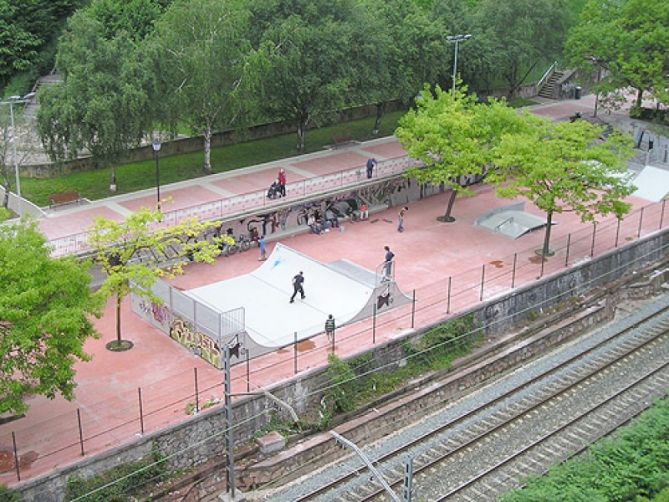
left=169, top=318, right=221, bottom=368
left=137, top=299, right=171, bottom=328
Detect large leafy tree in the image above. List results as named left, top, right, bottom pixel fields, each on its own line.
left=150, top=0, right=253, bottom=173
left=0, top=220, right=100, bottom=415
left=396, top=84, right=529, bottom=222
left=89, top=209, right=228, bottom=350
left=251, top=0, right=358, bottom=152
left=37, top=9, right=152, bottom=191
left=565, top=0, right=669, bottom=108
left=475, top=0, right=570, bottom=97
left=489, top=119, right=635, bottom=257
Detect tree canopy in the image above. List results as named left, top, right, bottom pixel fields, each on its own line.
left=396, top=84, right=530, bottom=221
left=489, top=118, right=635, bottom=256
left=0, top=220, right=99, bottom=415
left=565, top=0, right=669, bottom=108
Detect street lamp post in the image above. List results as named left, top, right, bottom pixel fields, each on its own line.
left=446, top=34, right=472, bottom=97
left=152, top=138, right=161, bottom=211
left=1, top=92, right=35, bottom=215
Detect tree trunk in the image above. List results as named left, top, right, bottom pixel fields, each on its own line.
left=297, top=120, right=306, bottom=153
left=541, top=211, right=554, bottom=257
left=116, top=293, right=122, bottom=343
left=437, top=189, right=457, bottom=222
left=203, top=125, right=212, bottom=174
left=373, top=102, right=385, bottom=135
left=635, top=88, right=643, bottom=108
left=1, top=181, right=9, bottom=208
left=110, top=167, right=117, bottom=192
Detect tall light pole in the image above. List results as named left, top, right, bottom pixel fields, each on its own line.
left=152, top=138, right=161, bottom=211
left=446, top=34, right=472, bottom=97
left=1, top=92, right=35, bottom=214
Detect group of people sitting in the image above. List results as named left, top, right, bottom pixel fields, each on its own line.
left=307, top=208, right=340, bottom=235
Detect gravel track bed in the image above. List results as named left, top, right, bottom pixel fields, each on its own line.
left=251, top=292, right=669, bottom=502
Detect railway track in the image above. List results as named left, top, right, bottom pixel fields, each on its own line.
left=274, top=293, right=669, bottom=502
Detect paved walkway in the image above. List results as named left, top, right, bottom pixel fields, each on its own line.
left=2, top=96, right=667, bottom=488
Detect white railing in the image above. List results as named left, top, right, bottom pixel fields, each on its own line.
left=537, top=61, right=559, bottom=92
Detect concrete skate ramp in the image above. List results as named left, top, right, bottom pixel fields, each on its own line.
left=186, top=244, right=409, bottom=348
left=476, top=202, right=550, bottom=239
left=632, top=166, right=669, bottom=202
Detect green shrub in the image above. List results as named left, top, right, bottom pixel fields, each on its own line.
left=65, top=451, right=167, bottom=501
left=0, top=485, right=21, bottom=501
left=324, top=354, right=357, bottom=414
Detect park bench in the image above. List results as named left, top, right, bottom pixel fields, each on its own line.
left=49, top=191, right=81, bottom=208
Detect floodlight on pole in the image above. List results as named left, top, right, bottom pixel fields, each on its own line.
left=446, top=34, right=472, bottom=98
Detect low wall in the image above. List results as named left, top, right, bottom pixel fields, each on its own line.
left=23, top=101, right=406, bottom=178
left=15, top=227, right=669, bottom=501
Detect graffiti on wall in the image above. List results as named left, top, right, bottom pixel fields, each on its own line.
left=137, top=299, right=171, bottom=329
left=169, top=318, right=222, bottom=368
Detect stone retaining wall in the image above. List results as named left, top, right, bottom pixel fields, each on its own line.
left=14, top=227, right=669, bottom=501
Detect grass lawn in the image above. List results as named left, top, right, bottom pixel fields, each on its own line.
left=20, top=110, right=406, bottom=207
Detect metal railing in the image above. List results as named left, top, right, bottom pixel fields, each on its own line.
left=537, top=61, right=558, bottom=93
left=47, top=154, right=415, bottom=257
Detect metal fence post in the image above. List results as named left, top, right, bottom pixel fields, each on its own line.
left=372, top=304, right=377, bottom=344
left=511, top=253, right=517, bottom=289
left=77, top=409, right=85, bottom=456
left=590, top=222, right=597, bottom=257
left=194, top=368, right=199, bottom=413
left=564, top=234, right=571, bottom=267
left=293, top=332, right=298, bottom=374
left=661, top=200, right=666, bottom=229
left=138, top=388, right=144, bottom=435
left=11, top=431, right=20, bottom=481
left=615, top=218, right=621, bottom=248
left=539, top=253, right=546, bottom=278
left=479, top=264, right=485, bottom=301
left=246, top=351, right=251, bottom=393
left=446, top=276, right=452, bottom=314
left=410, top=289, right=416, bottom=328
left=637, top=207, right=644, bottom=238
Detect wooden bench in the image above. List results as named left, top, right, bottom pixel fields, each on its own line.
left=49, top=191, right=81, bottom=207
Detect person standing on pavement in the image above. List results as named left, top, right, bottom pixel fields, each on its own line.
left=398, top=206, right=408, bottom=232
left=278, top=168, right=287, bottom=197
left=290, top=271, right=305, bottom=303
left=258, top=235, right=266, bottom=261
left=325, top=314, right=335, bottom=345
left=366, top=158, right=377, bottom=179
left=382, top=246, right=395, bottom=282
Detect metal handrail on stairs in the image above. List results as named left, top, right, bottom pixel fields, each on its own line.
left=537, top=61, right=558, bottom=93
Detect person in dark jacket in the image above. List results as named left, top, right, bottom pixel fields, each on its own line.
left=366, top=158, right=377, bottom=179
left=325, top=314, right=335, bottom=344
left=290, top=271, right=305, bottom=303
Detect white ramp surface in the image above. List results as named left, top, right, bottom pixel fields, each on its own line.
left=186, top=244, right=373, bottom=347
left=632, top=166, right=669, bottom=202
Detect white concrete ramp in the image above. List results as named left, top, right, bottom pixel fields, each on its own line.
left=632, top=166, right=669, bottom=202
left=185, top=244, right=409, bottom=350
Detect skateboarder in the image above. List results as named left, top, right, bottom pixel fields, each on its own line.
left=382, top=246, right=394, bottom=282
left=290, top=271, right=305, bottom=303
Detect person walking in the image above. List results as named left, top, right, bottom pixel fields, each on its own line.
left=398, top=206, right=408, bottom=232
left=278, top=168, right=287, bottom=197
left=366, top=158, right=377, bottom=179
left=290, top=271, right=305, bottom=303
left=325, top=314, right=336, bottom=346
left=382, top=246, right=395, bottom=282
left=258, top=235, right=266, bottom=261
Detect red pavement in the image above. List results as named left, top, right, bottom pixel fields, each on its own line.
left=3, top=95, right=667, bottom=486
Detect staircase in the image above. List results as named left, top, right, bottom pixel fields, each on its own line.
left=23, top=72, right=62, bottom=119
left=538, top=70, right=565, bottom=99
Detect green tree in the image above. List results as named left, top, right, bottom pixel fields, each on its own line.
left=252, top=0, right=358, bottom=152
left=565, top=0, right=669, bottom=108
left=37, top=10, right=152, bottom=191
left=0, top=220, right=100, bottom=415
left=475, top=0, right=570, bottom=96
left=89, top=209, right=228, bottom=350
left=489, top=119, right=635, bottom=257
left=396, top=84, right=528, bottom=222
left=150, top=0, right=253, bottom=173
